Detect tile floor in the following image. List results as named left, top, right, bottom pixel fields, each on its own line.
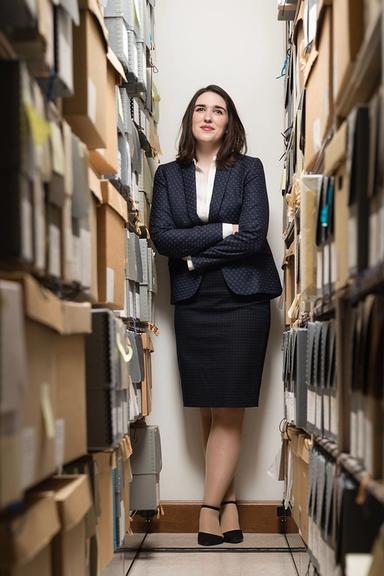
left=101, top=533, right=309, bottom=576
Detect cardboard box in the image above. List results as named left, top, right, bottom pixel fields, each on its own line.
left=89, top=49, right=126, bottom=176
left=38, top=475, right=92, bottom=576
left=56, top=302, right=91, bottom=466
left=0, top=281, right=28, bottom=509
left=0, top=493, right=60, bottom=575
left=10, top=0, right=55, bottom=78
left=97, top=181, right=128, bottom=308
left=290, top=430, right=311, bottom=544
left=88, top=167, right=102, bottom=301
left=63, top=0, right=108, bottom=149
left=93, top=451, right=115, bottom=573
left=333, top=0, right=364, bottom=105
left=0, top=273, right=92, bottom=492
left=304, top=7, right=333, bottom=170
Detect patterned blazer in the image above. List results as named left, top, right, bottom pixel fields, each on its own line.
left=149, top=154, right=282, bottom=304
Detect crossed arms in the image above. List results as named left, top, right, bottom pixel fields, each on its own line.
left=149, top=158, right=269, bottom=273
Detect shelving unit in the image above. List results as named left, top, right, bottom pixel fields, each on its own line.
left=279, top=1, right=384, bottom=574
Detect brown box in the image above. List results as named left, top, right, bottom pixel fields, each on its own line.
left=141, top=333, right=154, bottom=416
left=56, top=302, right=91, bottom=466
left=89, top=49, right=126, bottom=176
left=38, top=475, right=92, bottom=576
left=97, top=181, right=128, bottom=309
left=333, top=0, right=364, bottom=105
left=93, top=451, right=115, bottom=573
left=0, top=273, right=92, bottom=493
left=304, top=7, right=333, bottom=170
left=290, top=431, right=311, bottom=545
left=63, top=0, right=108, bottom=149
left=88, top=167, right=102, bottom=302
left=0, top=493, right=60, bottom=575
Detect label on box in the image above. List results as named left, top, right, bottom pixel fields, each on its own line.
left=330, top=241, right=337, bottom=284
left=315, top=393, right=322, bottom=432
left=34, top=176, right=46, bottom=271
left=307, top=390, right=316, bottom=425
left=87, top=78, right=97, bottom=125
left=316, top=250, right=323, bottom=291
left=123, top=26, right=129, bottom=60
left=313, top=118, right=321, bottom=152
left=323, top=245, right=330, bottom=287
left=21, top=189, right=33, bottom=262
left=369, top=210, right=378, bottom=267
left=345, top=554, right=373, bottom=576
left=364, top=414, right=373, bottom=475
left=323, top=394, right=330, bottom=434
left=107, top=267, right=115, bottom=303
left=55, top=419, right=65, bottom=469
left=330, top=395, right=338, bottom=436
left=59, top=12, right=73, bottom=91
left=348, top=214, right=357, bottom=273
left=49, top=223, right=61, bottom=277
left=357, top=409, right=365, bottom=461
left=135, top=285, right=140, bottom=319
left=350, top=410, right=358, bottom=458
left=20, top=427, right=36, bottom=489
left=41, top=382, right=56, bottom=439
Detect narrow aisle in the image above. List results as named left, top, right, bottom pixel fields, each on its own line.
left=101, top=534, right=309, bottom=576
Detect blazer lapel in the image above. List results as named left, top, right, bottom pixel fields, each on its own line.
left=181, top=163, right=201, bottom=225
left=181, top=162, right=232, bottom=224
left=208, top=167, right=231, bottom=221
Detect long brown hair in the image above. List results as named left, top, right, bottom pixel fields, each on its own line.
left=176, top=85, right=247, bottom=170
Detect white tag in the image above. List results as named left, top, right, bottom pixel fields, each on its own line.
left=357, top=408, right=365, bottom=460
left=49, top=223, right=61, bottom=277
left=315, top=393, right=322, bottom=432
left=59, top=11, right=73, bottom=91
left=330, top=395, right=338, bottom=436
left=323, top=394, right=330, bottom=434
left=317, top=250, right=323, bottom=291
left=55, top=419, right=65, bottom=469
left=364, top=415, right=373, bottom=475
left=345, top=554, right=373, bottom=576
left=120, top=499, right=126, bottom=545
left=307, top=390, right=316, bottom=425
left=324, top=245, right=330, bottom=287
left=87, top=78, right=97, bottom=124
left=313, top=118, right=321, bottom=152
left=107, top=267, right=115, bottom=303
left=20, top=427, right=36, bottom=489
left=123, top=24, right=129, bottom=60
left=380, top=201, right=384, bottom=261
left=21, top=189, right=33, bottom=262
left=330, top=241, right=337, bottom=284
left=369, top=209, right=378, bottom=267
left=350, top=410, right=358, bottom=458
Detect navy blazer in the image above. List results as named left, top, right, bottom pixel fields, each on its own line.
left=149, top=154, right=282, bottom=304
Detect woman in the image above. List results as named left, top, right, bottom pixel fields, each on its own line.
left=149, top=85, right=282, bottom=546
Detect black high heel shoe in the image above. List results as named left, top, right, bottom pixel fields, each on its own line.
left=221, top=500, right=244, bottom=543
left=197, top=504, right=224, bottom=546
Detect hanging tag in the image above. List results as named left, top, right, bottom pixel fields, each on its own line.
left=41, top=382, right=55, bottom=439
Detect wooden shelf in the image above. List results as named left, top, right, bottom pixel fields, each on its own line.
left=336, top=10, right=382, bottom=119
left=347, top=261, right=384, bottom=303
left=314, top=436, right=384, bottom=506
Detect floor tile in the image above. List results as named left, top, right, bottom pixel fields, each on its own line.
left=102, top=533, right=308, bottom=576
left=128, top=551, right=299, bottom=576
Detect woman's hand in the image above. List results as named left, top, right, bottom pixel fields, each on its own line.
left=232, top=224, right=239, bottom=234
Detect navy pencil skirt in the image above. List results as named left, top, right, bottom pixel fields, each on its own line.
left=174, top=268, right=271, bottom=407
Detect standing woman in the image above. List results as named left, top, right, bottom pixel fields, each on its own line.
left=149, top=85, right=282, bottom=546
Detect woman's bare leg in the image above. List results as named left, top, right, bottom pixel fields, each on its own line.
left=198, top=407, right=245, bottom=535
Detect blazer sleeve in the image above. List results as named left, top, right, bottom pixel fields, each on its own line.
left=149, top=164, right=224, bottom=258
left=190, top=158, right=269, bottom=272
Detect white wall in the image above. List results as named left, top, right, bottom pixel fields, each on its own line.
left=147, top=0, right=286, bottom=501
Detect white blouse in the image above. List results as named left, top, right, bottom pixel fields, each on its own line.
left=187, top=157, right=232, bottom=271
